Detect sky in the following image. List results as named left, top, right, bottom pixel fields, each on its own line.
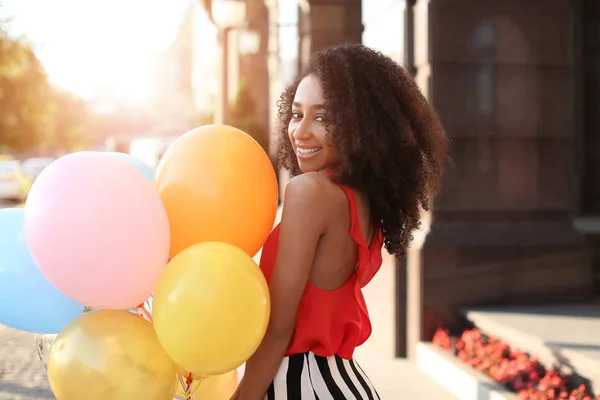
left=0, top=0, right=404, bottom=103
left=0, top=0, right=191, bottom=102
left=362, top=0, right=404, bottom=57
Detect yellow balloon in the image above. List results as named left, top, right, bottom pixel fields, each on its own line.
left=153, top=242, right=270, bottom=376
left=176, top=370, right=239, bottom=400
left=48, top=310, right=177, bottom=400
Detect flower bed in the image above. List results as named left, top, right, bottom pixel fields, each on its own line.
left=432, top=328, right=599, bottom=400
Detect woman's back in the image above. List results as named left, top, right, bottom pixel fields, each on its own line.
left=259, top=172, right=384, bottom=360
left=303, top=172, right=373, bottom=291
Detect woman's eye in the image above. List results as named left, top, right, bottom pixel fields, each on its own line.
left=291, top=112, right=302, bottom=120
left=315, top=115, right=325, bottom=122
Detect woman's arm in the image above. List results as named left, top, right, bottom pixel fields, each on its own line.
left=232, top=173, right=331, bottom=400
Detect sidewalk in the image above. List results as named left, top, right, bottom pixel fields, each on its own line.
left=354, top=342, right=457, bottom=399
left=0, top=325, right=54, bottom=400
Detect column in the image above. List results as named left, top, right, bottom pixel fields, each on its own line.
left=405, top=0, right=593, bottom=356
left=578, top=0, right=600, bottom=293
left=298, top=0, right=363, bottom=70
left=239, top=0, right=270, bottom=152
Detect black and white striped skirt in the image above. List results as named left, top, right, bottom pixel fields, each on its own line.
left=266, top=352, right=381, bottom=399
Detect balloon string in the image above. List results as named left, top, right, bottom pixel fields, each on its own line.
left=190, top=379, right=202, bottom=396
left=176, top=373, right=193, bottom=399
left=177, top=374, right=188, bottom=394
left=138, top=304, right=153, bottom=323
left=142, top=307, right=153, bottom=323
left=185, top=373, right=193, bottom=400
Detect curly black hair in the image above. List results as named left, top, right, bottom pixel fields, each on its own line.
left=276, top=43, right=449, bottom=258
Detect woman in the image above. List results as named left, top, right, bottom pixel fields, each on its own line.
left=232, top=43, right=449, bottom=400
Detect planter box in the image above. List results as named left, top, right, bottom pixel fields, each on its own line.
left=416, top=342, right=518, bottom=400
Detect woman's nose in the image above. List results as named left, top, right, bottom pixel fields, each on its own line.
left=292, top=119, right=311, bottom=140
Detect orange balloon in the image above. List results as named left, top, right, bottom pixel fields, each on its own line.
left=155, top=125, right=279, bottom=257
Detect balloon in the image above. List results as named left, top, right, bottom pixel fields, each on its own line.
left=109, top=151, right=154, bottom=181
left=0, top=209, right=84, bottom=334
left=175, top=371, right=238, bottom=400
left=24, top=151, right=170, bottom=310
left=36, top=302, right=154, bottom=371
left=48, top=310, right=177, bottom=400
left=155, top=125, right=278, bottom=257
left=153, top=242, right=270, bottom=376
left=195, top=371, right=238, bottom=399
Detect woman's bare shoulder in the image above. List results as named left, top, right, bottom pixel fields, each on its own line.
left=284, top=172, right=340, bottom=203
left=281, top=172, right=342, bottom=222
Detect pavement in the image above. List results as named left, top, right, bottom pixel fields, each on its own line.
left=0, top=201, right=23, bottom=209
left=0, top=325, right=54, bottom=400
left=354, top=343, right=457, bottom=399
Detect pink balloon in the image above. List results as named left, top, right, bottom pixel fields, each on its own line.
left=24, top=152, right=170, bottom=310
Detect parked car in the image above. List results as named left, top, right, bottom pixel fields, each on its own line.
left=22, top=157, right=55, bottom=180
left=0, top=160, right=32, bottom=202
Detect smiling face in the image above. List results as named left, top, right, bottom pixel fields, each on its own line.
left=288, top=74, right=341, bottom=173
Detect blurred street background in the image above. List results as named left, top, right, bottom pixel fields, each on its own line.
left=1, top=0, right=599, bottom=399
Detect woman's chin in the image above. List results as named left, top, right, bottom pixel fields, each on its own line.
left=297, top=160, right=320, bottom=174
left=298, top=166, right=321, bottom=174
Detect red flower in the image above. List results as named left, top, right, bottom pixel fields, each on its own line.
left=434, top=327, right=598, bottom=400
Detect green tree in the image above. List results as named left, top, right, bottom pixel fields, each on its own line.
left=228, top=80, right=268, bottom=152
left=0, top=27, right=54, bottom=154
left=48, top=89, right=96, bottom=152
left=0, top=12, right=97, bottom=155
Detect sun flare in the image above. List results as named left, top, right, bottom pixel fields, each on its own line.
left=1, top=0, right=191, bottom=103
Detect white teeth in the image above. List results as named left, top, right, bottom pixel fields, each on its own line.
left=297, top=148, right=321, bottom=156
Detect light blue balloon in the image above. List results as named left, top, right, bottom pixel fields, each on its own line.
left=0, top=208, right=84, bottom=334
left=109, top=152, right=154, bottom=181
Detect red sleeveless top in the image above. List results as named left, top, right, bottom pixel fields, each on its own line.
left=259, top=180, right=384, bottom=360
